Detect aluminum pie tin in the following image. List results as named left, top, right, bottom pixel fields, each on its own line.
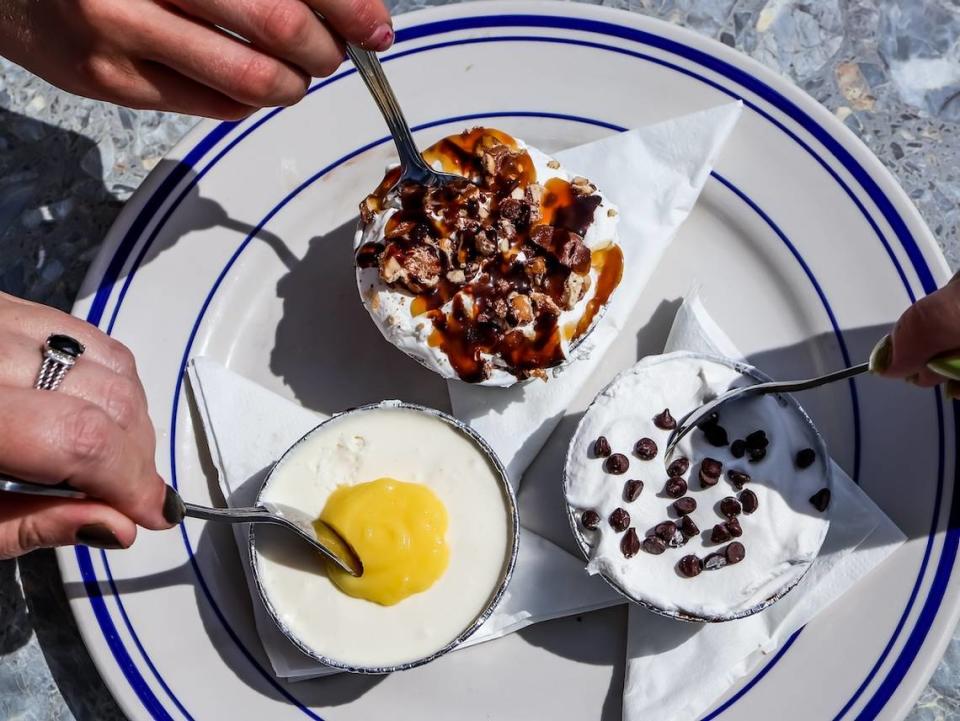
left=249, top=400, right=520, bottom=673
left=563, top=351, right=833, bottom=624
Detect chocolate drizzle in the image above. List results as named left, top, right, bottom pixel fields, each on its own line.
left=356, top=128, right=623, bottom=383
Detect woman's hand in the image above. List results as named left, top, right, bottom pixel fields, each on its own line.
left=0, top=293, right=172, bottom=559
left=872, top=273, right=960, bottom=394
left=0, top=0, right=392, bottom=120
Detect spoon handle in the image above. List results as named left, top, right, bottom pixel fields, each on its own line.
left=0, top=476, right=268, bottom=525
left=344, top=44, right=433, bottom=178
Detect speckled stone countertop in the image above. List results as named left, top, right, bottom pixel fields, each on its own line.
left=1, top=0, right=959, bottom=719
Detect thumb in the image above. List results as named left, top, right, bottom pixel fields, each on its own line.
left=0, top=495, right=137, bottom=559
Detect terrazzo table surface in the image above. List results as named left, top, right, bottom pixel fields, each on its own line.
left=2, top=0, right=959, bottom=719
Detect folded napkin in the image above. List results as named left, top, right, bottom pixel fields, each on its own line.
left=621, top=293, right=906, bottom=721
left=188, top=357, right=623, bottom=680
left=449, top=102, right=743, bottom=484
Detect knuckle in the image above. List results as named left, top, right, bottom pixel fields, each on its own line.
left=260, top=0, right=310, bottom=47
left=103, top=376, right=140, bottom=428
left=235, top=54, right=286, bottom=103
left=344, top=0, right=379, bottom=36
left=16, top=516, right=51, bottom=554
left=63, top=406, right=114, bottom=463
left=78, top=55, right=122, bottom=90
left=106, top=339, right=137, bottom=376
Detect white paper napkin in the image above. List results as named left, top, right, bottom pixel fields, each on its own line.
left=621, top=293, right=906, bottom=721
left=448, top=102, right=744, bottom=484
left=187, top=357, right=623, bottom=680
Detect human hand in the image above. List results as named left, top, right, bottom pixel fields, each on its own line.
left=870, top=274, right=960, bottom=395
left=0, top=293, right=173, bottom=559
left=0, top=0, right=392, bottom=120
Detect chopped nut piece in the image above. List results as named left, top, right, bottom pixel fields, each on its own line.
left=446, top=269, right=466, bottom=284
left=546, top=159, right=561, bottom=169
left=359, top=196, right=377, bottom=225
left=473, top=230, right=497, bottom=256
left=561, top=272, right=591, bottom=310
left=379, top=244, right=441, bottom=293
left=525, top=256, right=547, bottom=284
left=606, top=207, right=618, bottom=217
left=530, top=291, right=561, bottom=318
left=508, top=293, right=534, bottom=325
left=385, top=220, right=418, bottom=240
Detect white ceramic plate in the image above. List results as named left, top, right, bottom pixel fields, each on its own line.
left=58, top=3, right=957, bottom=720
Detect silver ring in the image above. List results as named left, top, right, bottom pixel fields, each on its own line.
left=35, top=334, right=85, bottom=391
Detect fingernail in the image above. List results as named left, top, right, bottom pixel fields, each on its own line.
left=946, top=380, right=960, bottom=399
left=76, top=524, right=124, bottom=550
left=162, top=485, right=185, bottom=526
left=869, top=334, right=893, bottom=374
left=366, top=22, right=394, bottom=51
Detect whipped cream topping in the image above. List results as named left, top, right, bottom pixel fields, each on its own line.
left=565, top=353, right=832, bottom=620
left=355, top=130, right=620, bottom=387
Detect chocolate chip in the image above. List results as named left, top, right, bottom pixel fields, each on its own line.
left=621, top=528, right=641, bottom=558
left=581, top=510, right=601, bottom=529
left=634, top=437, right=658, bottom=460
left=654, top=408, right=676, bottom=430
left=642, top=535, right=666, bottom=555
left=703, top=553, right=727, bottom=570
left=664, top=477, right=688, bottom=498
left=704, top=424, right=729, bottom=447
left=810, top=488, right=831, bottom=512
left=748, top=446, right=767, bottom=463
left=678, top=555, right=703, bottom=578
left=609, top=507, right=631, bottom=532
left=606, top=453, right=630, bottom=474
left=711, top=523, right=732, bottom=543
left=655, top=521, right=678, bottom=542
left=739, top=489, right=759, bottom=514
left=719, top=497, right=742, bottom=518
left=667, top=457, right=690, bottom=477
left=725, top=541, right=746, bottom=564
left=680, top=515, right=700, bottom=538
left=727, top=470, right=751, bottom=489
left=668, top=528, right=687, bottom=548
left=673, top=497, right=697, bottom=516
left=725, top=517, right=743, bottom=538
left=796, top=448, right=817, bottom=469
left=745, top=430, right=769, bottom=450
left=730, top=439, right=746, bottom=458
left=699, top=457, right=723, bottom=487
left=593, top=436, right=612, bottom=458
left=623, top=479, right=644, bottom=502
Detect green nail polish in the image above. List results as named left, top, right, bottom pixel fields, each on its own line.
left=76, top=524, right=124, bottom=550
left=869, top=334, right=893, bottom=374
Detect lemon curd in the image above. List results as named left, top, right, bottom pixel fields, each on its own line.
left=318, top=478, right=450, bottom=605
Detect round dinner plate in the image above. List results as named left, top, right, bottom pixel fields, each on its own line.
left=58, top=2, right=957, bottom=720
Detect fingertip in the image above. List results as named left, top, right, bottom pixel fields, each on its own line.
left=365, top=22, right=394, bottom=52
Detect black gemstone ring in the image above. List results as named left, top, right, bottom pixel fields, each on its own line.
left=35, top=334, right=85, bottom=391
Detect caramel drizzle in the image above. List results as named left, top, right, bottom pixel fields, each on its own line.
left=359, top=128, right=622, bottom=383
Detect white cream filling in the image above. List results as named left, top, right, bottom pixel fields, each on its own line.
left=254, top=405, right=512, bottom=668
left=565, top=354, right=831, bottom=619
left=355, top=138, right=620, bottom=387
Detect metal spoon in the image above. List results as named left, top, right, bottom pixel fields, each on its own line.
left=0, top=477, right=363, bottom=577
left=344, top=44, right=462, bottom=189
left=664, top=347, right=960, bottom=461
